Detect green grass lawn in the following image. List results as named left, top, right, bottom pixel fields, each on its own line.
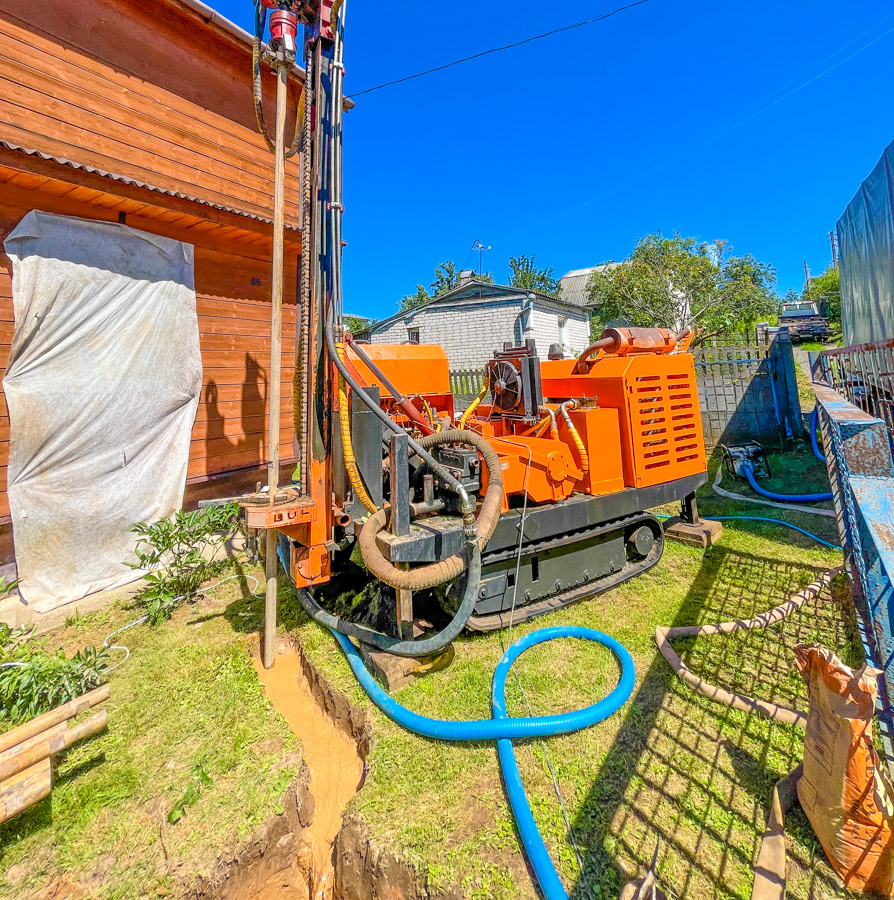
left=0, top=578, right=301, bottom=900
left=0, top=445, right=860, bottom=900
left=213, top=448, right=853, bottom=900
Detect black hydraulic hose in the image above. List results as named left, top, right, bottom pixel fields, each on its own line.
left=252, top=1, right=303, bottom=158
left=325, top=318, right=475, bottom=518
left=281, top=540, right=483, bottom=657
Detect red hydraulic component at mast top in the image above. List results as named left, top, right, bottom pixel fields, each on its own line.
left=260, top=0, right=335, bottom=39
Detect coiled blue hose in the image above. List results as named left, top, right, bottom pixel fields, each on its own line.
left=742, top=463, right=832, bottom=503
left=810, top=406, right=826, bottom=463
left=328, top=625, right=635, bottom=899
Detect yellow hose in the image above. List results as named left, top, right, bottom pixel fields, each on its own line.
left=422, top=398, right=442, bottom=432
left=522, top=415, right=551, bottom=438
left=459, top=378, right=489, bottom=429
left=560, top=402, right=589, bottom=476
left=336, top=341, right=378, bottom=515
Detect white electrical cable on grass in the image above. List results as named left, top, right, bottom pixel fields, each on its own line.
left=712, top=466, right=835, bottom=518
left=102, top=573, right=262, bottom=673
left=499, top=438, right=586, bottom=873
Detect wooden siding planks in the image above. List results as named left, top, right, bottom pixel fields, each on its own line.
left=0, top=8, right=302, bottom=227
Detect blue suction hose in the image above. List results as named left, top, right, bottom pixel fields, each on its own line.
left=328, top=624, right=635, bottom=899
left=741, top=463, right=832, bottom=503
left=810, top=406, right=826, bottom=463
left=735, top=409, right=831, bottom=501
left=655, top=512, right=839, bottom=549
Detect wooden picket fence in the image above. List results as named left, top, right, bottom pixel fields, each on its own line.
left=450, top=369, right=489, bottom=409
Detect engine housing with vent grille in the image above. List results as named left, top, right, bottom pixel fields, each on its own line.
left=539, top=351, right=706, bottom=489
left=367, top=328, right=708, bottom=630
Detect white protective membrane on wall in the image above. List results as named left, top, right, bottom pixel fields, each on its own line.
left=3, top=211, right=201, bottom=612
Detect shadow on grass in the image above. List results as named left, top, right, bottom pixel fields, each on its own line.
left=568, top=544, right=858, bottom=900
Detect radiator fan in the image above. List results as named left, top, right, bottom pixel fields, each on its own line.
left=489, top=359, right=524, bottom=413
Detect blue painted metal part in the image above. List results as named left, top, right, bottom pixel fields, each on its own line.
left=814, top=381, right=894, bottom=759
left=810, top=406, right=826, bottom=463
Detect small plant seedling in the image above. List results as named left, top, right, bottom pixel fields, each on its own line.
left=270, top=768, right=293, bottom=814
left=168, top=765, right=214, bottom=824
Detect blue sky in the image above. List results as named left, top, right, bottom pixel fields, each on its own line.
left=219, top=0, right=894, bottom=320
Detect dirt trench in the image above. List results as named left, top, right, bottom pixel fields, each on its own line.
left=189, top=635, right=457, bottom=900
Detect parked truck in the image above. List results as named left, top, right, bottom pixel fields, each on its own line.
left=779, top=301, right=831, bottom=342
left=758, top=301, right=831, bottom=344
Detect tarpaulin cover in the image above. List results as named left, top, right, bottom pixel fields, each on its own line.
left=3, top=211, right=201, bottom=612
left=838, top=139, right=894, bottom=347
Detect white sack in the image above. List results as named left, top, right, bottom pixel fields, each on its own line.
left=3, top=211, right=201, bottom=612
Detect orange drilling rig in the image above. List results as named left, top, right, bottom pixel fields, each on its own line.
left=246, top=0, right=709, bottom=661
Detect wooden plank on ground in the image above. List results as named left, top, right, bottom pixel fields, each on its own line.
left=0, top=684, right=109, bottom=755
left=0, top=758, right=51, bottom=823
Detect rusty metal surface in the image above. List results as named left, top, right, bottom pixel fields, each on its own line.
left=815, top=385, right=894, bottom=763
left=814, top=340, right=894, bottom=444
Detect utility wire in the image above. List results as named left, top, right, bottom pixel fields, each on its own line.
left=536, top=12, right=894, bottom=227
left=350, top=0, right=652, bottom=97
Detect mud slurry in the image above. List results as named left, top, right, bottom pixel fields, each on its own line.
left=254, top=641, right=364, bottom=900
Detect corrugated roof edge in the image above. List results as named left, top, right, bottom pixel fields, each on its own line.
left=0, top=139, right=300, bottom=231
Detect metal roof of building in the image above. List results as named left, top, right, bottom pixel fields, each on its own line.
left=369, top=280, right=583, bottom=335
left=0, top=140, right=299, bottom=231
left=557, top=264, right=618, bottom=308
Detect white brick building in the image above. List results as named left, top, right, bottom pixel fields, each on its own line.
left=367, top=279, right=590, bottom=370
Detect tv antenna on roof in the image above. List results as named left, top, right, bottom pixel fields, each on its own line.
left=472, top=240, right=491, bottom=277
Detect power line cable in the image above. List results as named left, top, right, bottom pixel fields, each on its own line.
left=350, top=0, right=652, bottom=97
left=536, top=13, right=894, bottom=227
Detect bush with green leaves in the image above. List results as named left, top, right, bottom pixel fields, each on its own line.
left=0, top=622, right=109, bottom=725
left=127, top=504, right=240, bottom=625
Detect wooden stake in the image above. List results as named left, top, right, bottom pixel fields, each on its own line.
left=264, top=60, right=289, bottom=671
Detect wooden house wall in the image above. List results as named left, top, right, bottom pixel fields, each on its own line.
left=0, top=0, right=309, bottom=566
left=0, top=0, right=303, bottom=228
left=0, top=170, right=300, bottom=562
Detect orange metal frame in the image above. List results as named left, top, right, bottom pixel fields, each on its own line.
left=272, top=331, right=707, bottom=588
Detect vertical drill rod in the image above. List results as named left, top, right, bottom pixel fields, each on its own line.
left=263, top=60, right=290, bottom=670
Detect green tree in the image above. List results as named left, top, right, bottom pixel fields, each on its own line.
left=587, top=232, right=778, bottom=341
left=430, top=260, right=459, bottom=296
left=400, top=260, right=496, bottom=312
left=344, top=314, right=372, bottom=335
left=399, top=284, right=431, bottom=312
left=803, top=264, right=840, bottom=324
left=508, top=254, right=559, bottom=295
